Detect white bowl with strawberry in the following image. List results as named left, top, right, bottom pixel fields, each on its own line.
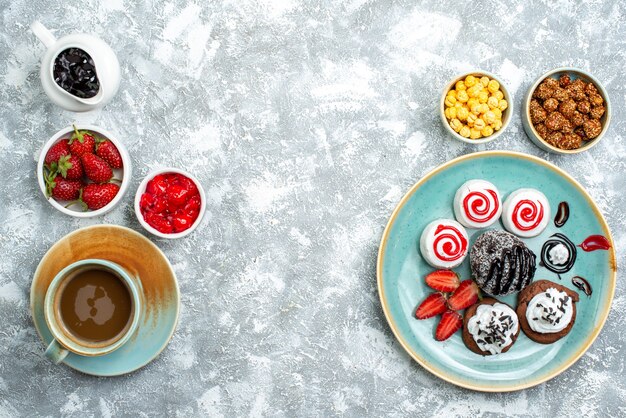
left=134, top=168, right=206, bottom=239
left=37, top=124, right=131, bottom=217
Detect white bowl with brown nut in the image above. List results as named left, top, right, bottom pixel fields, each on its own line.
left=522, top=68, right=611, bottom=154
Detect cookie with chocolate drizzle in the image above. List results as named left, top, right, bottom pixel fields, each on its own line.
left=470, top=230, right=537, bottom=296
left=517, top=280, right=579, bottom=344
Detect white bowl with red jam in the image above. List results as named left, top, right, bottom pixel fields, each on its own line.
left=134, top=168, right=206, bottom=239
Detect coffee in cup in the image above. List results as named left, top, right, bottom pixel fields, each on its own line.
left=44, top=259, right=142, bottom=363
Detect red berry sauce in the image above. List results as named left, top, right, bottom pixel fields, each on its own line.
left=140, top=173, right=201, bottom=234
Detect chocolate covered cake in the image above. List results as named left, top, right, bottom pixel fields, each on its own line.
left=470, top=230, right=537, bottom=296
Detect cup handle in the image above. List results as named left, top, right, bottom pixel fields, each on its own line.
left=31, top=21, right=56, bottom=48
left=45, top=339, right=69, bottom=364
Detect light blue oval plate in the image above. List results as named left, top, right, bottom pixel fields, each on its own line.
left=377, top=151, right=616, bottom=392
left=31, top=225, right=180, bottom=376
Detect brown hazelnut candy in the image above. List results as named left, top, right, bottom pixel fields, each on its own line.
left=552, top=87, right=569, bottom=102
left=571, top=111, right=584, bottom=127
left=558, top=99, right=577, bottom=118
left=545, top=131, right=563, bottom=147
left=590, top=105, right=605, bottom=120
left=577, top=100, right=591, bottom=114
left=543, top=98, right=559, bottom=112
left=545, top=111, right=567, bottom=131
left=585, top=82, right=598, bottom=95
left=533, top=82, right=554, bottom=100
left=574, top=127, right=588, bottom=141
left=535, top=123, right=548, bottom=138
left=530, top=99, right=547, bottom=124
left=583, top=119, right=602, bottom=139
left=560, top=133, right=583, bottom=150
left=544, top=77, right=559, bottom=90
left=566, top=79, right=587, bottom=101
left=559, top=74, right=571, bottom=87
left=589, top=93, right=604, bottom=107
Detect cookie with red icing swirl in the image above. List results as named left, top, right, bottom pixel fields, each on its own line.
left=453, top=180, right=502, bottom=229
left=502, top=188, right=550, bottom=238
left=419, top=219, right=469, bottom=268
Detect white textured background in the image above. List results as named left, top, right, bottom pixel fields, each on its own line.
left=1, top=0, right=625, bottom=416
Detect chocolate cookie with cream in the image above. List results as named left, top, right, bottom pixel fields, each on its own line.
left=516, top=279, right=579, bottom=344
left=462, top=298, right=520, bottom=356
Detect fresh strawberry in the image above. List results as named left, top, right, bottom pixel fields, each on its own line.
left=55, top=154, right=83, bottom=180
left=80, top=183, right=120, bottom=210
left=68, top=125, right=96, bottom=157
left=447, top=280, right=480, bottom=311
left=425, top=270, right=460, bottom=293
left=44, top=139, right=70, bottom=167
left=44, top=172, right=82, bottom=200
left=415, top=293, right=448, bottom=320
left=95, top=138, right=123, bottom=169
left=81, top=153, right=113, bottom=183
left=435, top=310, right=462, bottom=341
left=144, top=212, right=173, bottom=234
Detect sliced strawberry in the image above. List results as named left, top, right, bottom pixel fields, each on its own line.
left=415, top=293, right=447, bottom=320
left=435, top=310, right=462, bottom=341
left=447, top=280, right=480, bottom=311
left=425, top=270, right=460, bottom=292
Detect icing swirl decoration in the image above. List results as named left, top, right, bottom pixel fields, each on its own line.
left=540, top=233, right=577, bottom=276
left=502, top=188, right=550, bottom=238
left=420, top=219, right=469, bottom=269
left=454, top=180, right=502, bottom=228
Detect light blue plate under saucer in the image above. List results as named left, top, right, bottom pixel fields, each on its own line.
left=31, top=225, right=180, bottom=376
left=377, top=151, right=616, bottom=392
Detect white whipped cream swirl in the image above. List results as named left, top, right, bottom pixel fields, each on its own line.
left=548, top=243, right=569, bottom=266
left=467, top=303, right=519, bottom=355
left=526, top=287, right=573, bottom=334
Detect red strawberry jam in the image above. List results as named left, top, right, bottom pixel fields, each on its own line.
left=140, top=173, right=201, bottom=234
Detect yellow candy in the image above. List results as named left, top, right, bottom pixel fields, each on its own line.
left=467, top=98, right=479, bottom=109
left=447, top=107, right=458, bottom=119
left=467, top=113, right=477, bottom=126
left=471, top=103, right=482, bottom=115
left=459, top=126, right=471, bottom=138
left=455, top=102, right=463, bottom=108
left=492, top=108, right=502, bottom=119
left=488, top=79, right=500, bottom=93
left=494, top=91, right=504, bottom=100
left=449, top=118, right=462, bottom=132
left=455, top=81, right=466, bottom=91
left=487, top=96, right=499, bottom=109
left=469, top=85, right=483, bottom=98
left=479, top=103, right=489, bottom=114
left=473, top=118, right=486, bottom=131
left=457, top=90, right=469, bottom=102
left=447, top=90, right=457, bottom=99
left=480, top=76, right=490, bottom=87
left=464, top=75, right=477, bottom=87
left=481, top=126, right=494, bottom=137
left=483, top=111, right=496, bottom=124
left=470, top=128, right=482, bottom=139
left=444, top=95, right=457, bottom=107
left=493, top=119, right=503, bottom=131
left=478, top=91, right=489, bottom=104
left=457, top=107, right=469, bottom=121
left=498, top=99, right=508, bottom=111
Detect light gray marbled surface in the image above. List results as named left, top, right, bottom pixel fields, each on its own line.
left=1, top=0, right=625, bottom=416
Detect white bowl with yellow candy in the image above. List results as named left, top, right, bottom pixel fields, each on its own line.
left=441, top=71, right=512, bottom=144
